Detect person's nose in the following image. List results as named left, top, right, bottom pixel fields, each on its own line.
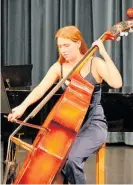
left=60, top=46, right=67, bottom=53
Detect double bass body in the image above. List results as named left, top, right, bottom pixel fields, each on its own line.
left=13, top=72, right=94, bottom=184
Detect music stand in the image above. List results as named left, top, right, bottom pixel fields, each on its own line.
left=1, top=64, right=33, bottom=88
left=1, top=74, right=12, bottom=113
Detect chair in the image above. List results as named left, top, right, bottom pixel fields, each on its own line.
left=96, top=143, right=106, bottom=184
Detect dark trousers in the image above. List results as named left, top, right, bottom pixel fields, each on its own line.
left=62, top=106, right=108, bottom=184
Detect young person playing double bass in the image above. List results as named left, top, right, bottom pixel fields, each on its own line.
left=8, top=26, right=122, bottom=184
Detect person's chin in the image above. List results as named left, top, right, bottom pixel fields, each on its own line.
left=64, top=56, right=69, bottom=60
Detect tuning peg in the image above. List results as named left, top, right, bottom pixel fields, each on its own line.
left=124, top=32, right=129, bottom=36
left=129, top=27, right=133, bottom=33
left=120, top=32, right=125, bottom=36
left=116, top=36, right=121, bottom=41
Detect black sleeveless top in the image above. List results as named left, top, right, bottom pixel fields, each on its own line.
left=61, top=58, right=101, bottom=105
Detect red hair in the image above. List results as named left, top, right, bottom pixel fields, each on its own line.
left=55, top=26, right=88, bottom=64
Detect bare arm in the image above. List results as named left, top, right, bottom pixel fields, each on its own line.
left=92, top=40, right=123, bottom=88
left=21, top=62, right=60, bottom=108
left=8, top=62, right=61, bottom=121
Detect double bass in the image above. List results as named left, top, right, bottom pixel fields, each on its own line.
left=3, top=8, right=133, bottom=184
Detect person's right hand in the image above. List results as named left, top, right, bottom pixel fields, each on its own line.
left=8, top=104, right=27, bottom=122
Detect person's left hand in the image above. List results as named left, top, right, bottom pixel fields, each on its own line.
left=92, top=39, right=107, bottom=56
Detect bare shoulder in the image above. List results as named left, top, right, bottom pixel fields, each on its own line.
left=92, top=56, right=106, bottom=70
left=92, top=56, right=105, bottom=64
left=51, top=61, right=61, bottom=69
left=50, top=61, right=61, bottom=77
left=85, top=56, right=104, bottom=68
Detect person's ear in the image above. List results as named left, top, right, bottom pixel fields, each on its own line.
left=76, top=40, right=81, bottom=48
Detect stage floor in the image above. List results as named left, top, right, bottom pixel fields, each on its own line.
left=1, top=141, right=133, bottom=184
